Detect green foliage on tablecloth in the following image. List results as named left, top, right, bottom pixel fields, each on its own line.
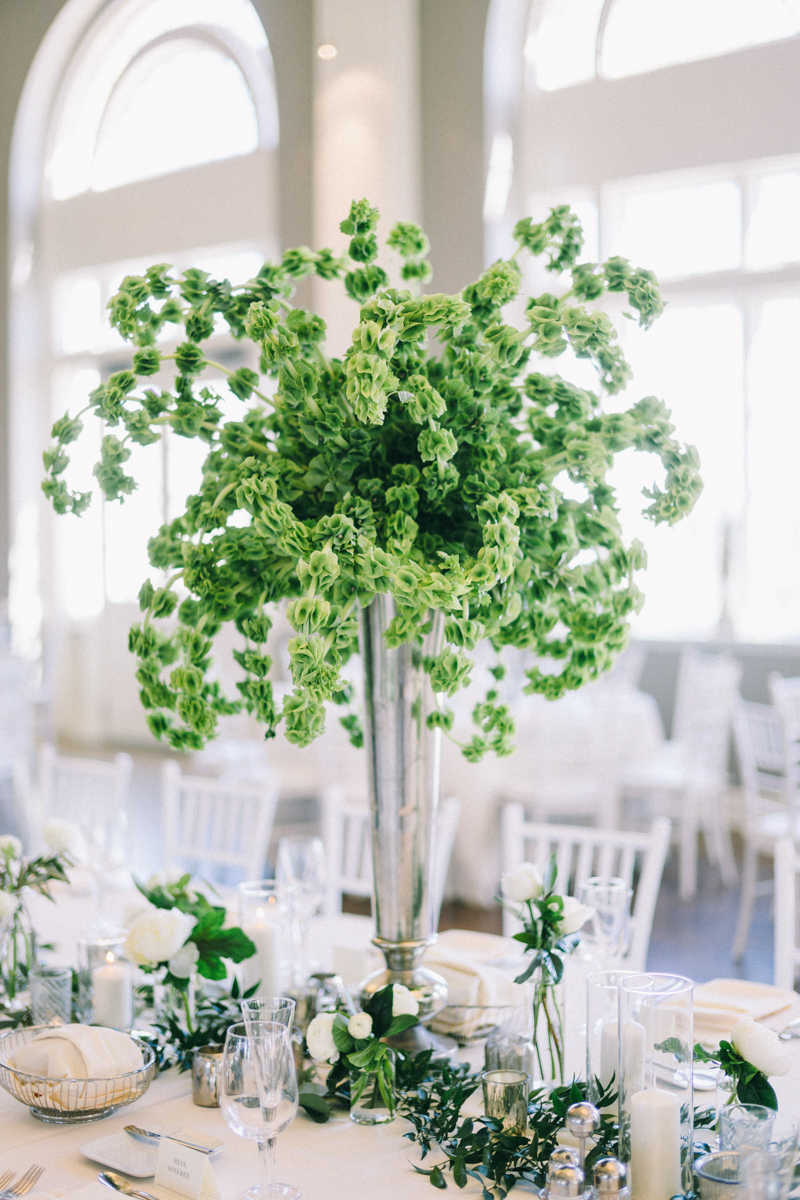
left=42, top=198, right=702, bottom=760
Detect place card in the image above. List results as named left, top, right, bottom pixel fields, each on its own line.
left=155, top=1136, right=220, bottom=1199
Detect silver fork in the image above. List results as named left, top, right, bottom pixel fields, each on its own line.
left=0, top=1175, right=15, bottom=1193
left=1, top=1166, right=44, bottom=1198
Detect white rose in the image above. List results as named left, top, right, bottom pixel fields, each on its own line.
left=147, top=867, right=187, bottom=891
left=125, top=906, right=194, bottom=966
left=348, top=1012, right=373, bottom=1039
left=0, top=835, right=22, bottom=860
left=731, top=1017, right=790, bottom=1078
left=392, top=984, right=420, bottom=1017
left=559, top=895, right=594, bottom=936
left=501, top=862, right=543, bottom=904
left=0, top=891, right=18, bottom=920
left=168, top=941, right=200, bottom=980
left=43, top=819, right=88, bottom=862
left=306, top=1012, right=340, bottom=1063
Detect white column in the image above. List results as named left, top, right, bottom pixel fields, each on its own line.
left=313, top=0, right=420, bottom=355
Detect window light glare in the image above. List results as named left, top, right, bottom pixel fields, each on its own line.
left=317, top=43, right=338, bottom=59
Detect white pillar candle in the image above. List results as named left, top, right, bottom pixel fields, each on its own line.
left=630, top=1089, right=681, bottom=1200
left=92, top=958, right=133, bottom=1029
left=622, top=1018, right=646, bottom=1096
left=244, top=921, right=281, bottom=997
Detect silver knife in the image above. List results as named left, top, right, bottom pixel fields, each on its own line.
left=124, top=1125, right=223, bottom=1154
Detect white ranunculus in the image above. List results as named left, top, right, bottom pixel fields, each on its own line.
left=501, top=862, right=543, bottom=904
left=125, top=906, right=194, bottom=966
left=0, top=890, right=18, bottom=920
left=559, top=895, right=594, bottom=936
left=348, top=1012, right=373, bottom=1040
left=167, top=941, right=200, bottom=980
left=0, top=835, right=22, bottom=860
left=306, top=1012, right=340, bottom=1063
left=392, top=984, right=420, bottom=1017
left=43, top=819, right=88, bottom=862
left=147, top=867, right=188, bottom=891
left=731, top=1016, right=790, bottom=1078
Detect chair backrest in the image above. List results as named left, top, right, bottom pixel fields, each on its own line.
left=161, top=759, right=280, bottom=884
left=500, top=806, right=671, bottom=971
left=322, top=788, right=461, bottom=928
left=672, top=649, right=742, bottom=774
left=769, top=674, right=800, bottom=815
left=774, top=835, right=800, bottom=992
left=732, top=697, right=786, bottom=820
left=38, top=743, right=132, bottom=863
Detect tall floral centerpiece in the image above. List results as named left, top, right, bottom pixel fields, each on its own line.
left=43, top=199, right=701, bottom=1034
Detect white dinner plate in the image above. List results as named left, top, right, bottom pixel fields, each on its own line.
left=79, top=1132, right=158, bottom=1178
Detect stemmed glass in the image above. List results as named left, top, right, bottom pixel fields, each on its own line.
left=275, top=836, right=326, bottom=984
left=577, top=876, right=632, bottom=966
left=221, top=1022, right=301, bottom=1200
left=241, top=996, right=296, bottom=1034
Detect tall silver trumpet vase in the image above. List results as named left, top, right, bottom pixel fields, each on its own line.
left=358, top=595, right=457, bottom=1059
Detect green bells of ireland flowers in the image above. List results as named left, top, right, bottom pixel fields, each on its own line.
left=42, top=198, right=702, bottom=759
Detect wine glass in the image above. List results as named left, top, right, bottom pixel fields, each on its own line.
left=275, top=836, right=326, bottom=983
left=577, top=876, right=632, bottom=965
left=221, top=1022, right=300, bottom=1200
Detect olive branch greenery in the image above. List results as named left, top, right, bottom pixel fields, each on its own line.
left=42, top=198, right=702, bottom=758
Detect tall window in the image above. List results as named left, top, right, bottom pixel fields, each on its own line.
left=41, top=0, right=278, bottom=623
left=490, top=0, right=800, bottom=641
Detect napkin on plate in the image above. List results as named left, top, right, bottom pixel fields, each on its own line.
left=6, top=1024, right=143, bottom=1078
left=425, top=929, right=527, bottom=1007
left=693, top=978, right=796, bottom=1046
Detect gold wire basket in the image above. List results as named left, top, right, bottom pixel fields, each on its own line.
left=0, top=1026, right=156, bottom=1123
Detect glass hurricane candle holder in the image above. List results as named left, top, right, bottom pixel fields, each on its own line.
left=482, top=1069, right=528, bottom=1136
left=617, top=973, right=694, bottom=1200
left=77, top=930, right=133, bottom=1029
left=238, top=881, right=292, bottom=996
left=586, top=969, right=638, bottom=1111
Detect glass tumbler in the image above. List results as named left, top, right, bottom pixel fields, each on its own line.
left=30, top=966, right=72, bottom=1026
left=719, top=1104, right=775, bottom=1153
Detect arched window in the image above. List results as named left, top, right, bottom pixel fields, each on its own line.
left=488, top=0, right=800, bottom=642
left=10, top=0, right=278, bottom=741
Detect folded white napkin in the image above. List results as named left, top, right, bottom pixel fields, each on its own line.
left=693, top=979, right=796, bottom=1046
left=426, top=929, right=527, bottom=1007
left=6, top=1024, right=143, bottom=1078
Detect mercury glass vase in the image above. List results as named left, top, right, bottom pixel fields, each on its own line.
left=358, top=595, right=455, bottom=1058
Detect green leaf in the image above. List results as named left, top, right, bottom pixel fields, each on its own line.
left=737, top=1070, right=778, bottom=1110
left=332, top=1015, right=355, bottom=1055
left=429, top=1166, right=447, bottom=1189
left=385, top=1013, right=420, bottom=1038
left=298, top=1090, right=332, bottom=1122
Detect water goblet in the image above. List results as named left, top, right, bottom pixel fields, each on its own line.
left=276, top=836, right=326, bottom=983
left=221, top=1022, right=301, bottom=1200
left=577, top=877, right=632, bottom=966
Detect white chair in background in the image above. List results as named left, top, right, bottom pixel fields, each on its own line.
left=730, top=698, right=795, bottom=960
left=31, top=743, right=133, bottom=877
left=161, top=759, right=280, bottom=884
left=620, top=649, right=741, bottom=899
left=774, top=836, right=800, bottom=992
left=500, top=806, right=671, bottom=971
left=322, top=788, right=461, bottom=929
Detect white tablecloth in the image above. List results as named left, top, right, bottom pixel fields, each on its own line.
left=8, top=889, right=800, bottom=1197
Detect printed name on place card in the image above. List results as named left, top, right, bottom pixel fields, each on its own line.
left=155, top=1136, right=220, bottom=1200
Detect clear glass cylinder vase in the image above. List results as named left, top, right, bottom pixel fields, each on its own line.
left=618, top=973, right=694, bottom=1200
left=358, top=597, right=451, bottom=1048
left=531, top=968, right=565, bottom=1088
left=0, top=897, right=36, bottom=1009
left=349, top=1063, right=396, bottom=1125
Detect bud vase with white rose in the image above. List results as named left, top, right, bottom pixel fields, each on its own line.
left=0, top=832, right=74, bottom=1011
left=500, top=857, right=593, bottom=1087
left=125, top=870, right=256, bottom=1032
left=693, top=1015, right=791, bottom=1113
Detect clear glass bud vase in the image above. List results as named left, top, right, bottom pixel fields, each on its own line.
left=0, top=897, right=37, bottom=1010
left=531, top=968, right=565, bottom=1087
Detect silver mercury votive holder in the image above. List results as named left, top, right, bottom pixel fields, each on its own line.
left=192, top=1043, right=224, bottom=1107
left=482, top=1069, right=529, bottom=1136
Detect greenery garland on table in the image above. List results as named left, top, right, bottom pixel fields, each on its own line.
left=42, top=198, right=702, bottom=759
